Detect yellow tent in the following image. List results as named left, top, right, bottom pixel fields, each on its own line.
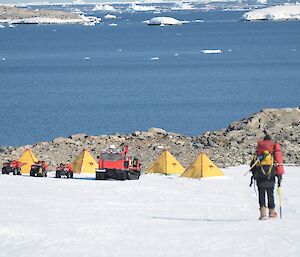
left=181, top=152, right=224, bottom=178
left=146, top=149, right=185, bottom=175
left=18, top=149, right=38, bottom=175
left=72, top=149, right=98, bottom=174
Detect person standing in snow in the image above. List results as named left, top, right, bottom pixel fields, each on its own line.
left=250, top=133, right=284, bottom=220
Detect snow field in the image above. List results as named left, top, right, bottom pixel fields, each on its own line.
left=0, top=166, right=300, bottom=257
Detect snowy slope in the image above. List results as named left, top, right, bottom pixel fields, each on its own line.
left=0, top=166, right=299, bottom=257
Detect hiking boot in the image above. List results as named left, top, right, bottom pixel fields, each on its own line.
left=259, top=206, right=268, bottom=220
left=269, top=208, right=277, bottom=218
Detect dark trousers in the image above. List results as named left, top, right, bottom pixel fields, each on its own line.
left=258, top=187, right=275, bottom=209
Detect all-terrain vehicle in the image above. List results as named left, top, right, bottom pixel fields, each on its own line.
left=96, top=145, right=141, bottom=180
left=2, top=161, right=13, bottom=175
left=55, top=163, right=74, bottom=178
left=2, top=160, right=22, bottom=175
left=30, top=161, right=48, bottom=177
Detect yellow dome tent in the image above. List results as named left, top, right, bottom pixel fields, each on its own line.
left=72, top=149, right=98, bottom=174
left=18, top=149, right=38, bottom=175
left=181, top=152, right=224, bottom=178
left=146, top=149, right=185, bottom=175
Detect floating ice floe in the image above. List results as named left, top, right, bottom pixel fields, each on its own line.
left=84, top=57, right=90, bottom=60
left=92, top=4, right=116, bottom=12
left=171, top=2, right=196, bottom=11
left=150, top=57, right=159, bottom=60
left=0, top=24, right=5, bottom=28
left=257, top=0, right=267, bottom=5
left=109, top=23, right=118, bottom=26
left=201, top=49, right=223, bottom=54
left=72, top=0, right=85, bottom=4
left=130, top=3, right=156, bottom=12
left=81, top=15, right=101, bottom=24
left=1, top=57, right=6, bottom=61
left=104, top=14, right=117, bottom=19
left=83, top=22, right=95, bottom=26
left=242, top=4, right=300, bottom=21
left=146, top=17, right=182, bottom=26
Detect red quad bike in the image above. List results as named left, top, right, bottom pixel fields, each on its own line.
left=96, top=145, right=141, bottom=181
left=55, top=164, right=74, bottom=179
left=2, top=160, right=22, bottom=175
left=30, top=162, right=47, bottom=177
left=2, top=161, right=14, bottom=175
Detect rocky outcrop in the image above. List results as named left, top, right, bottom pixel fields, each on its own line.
left=1, top=108, right=299, bottom=171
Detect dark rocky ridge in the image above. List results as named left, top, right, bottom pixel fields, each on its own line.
left=1, top=108, right=299, bottom=170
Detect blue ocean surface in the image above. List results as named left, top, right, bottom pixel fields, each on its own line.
left=0, top=9, right=299, bottom=146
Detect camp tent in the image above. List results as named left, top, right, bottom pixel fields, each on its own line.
left=181, top=152, right=224, bottom=178
left=18, top=149, right=38, bottom=175
left=72, top=149, right=98, bottom=174
left=146, top=149, right=185, bottom=175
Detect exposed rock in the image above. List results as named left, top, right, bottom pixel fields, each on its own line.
left=0, top=108, right=299, bottom=171
left=148, top=127, right=167, bottom=135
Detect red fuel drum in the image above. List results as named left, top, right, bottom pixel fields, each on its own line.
left=274, top=143, right=284, bottom=175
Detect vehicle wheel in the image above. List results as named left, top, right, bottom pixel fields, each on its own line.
left=70, top=172, right=73, bottom=178
left=116, top=172, right=126, bottom=181
left=13, top=171, right=16, bottom=175
left=96, top=172, right=105, bottom=180
left=44, top=172, right=47, bottom=177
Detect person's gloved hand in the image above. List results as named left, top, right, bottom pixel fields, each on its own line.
left=277, top=175, right=282, bottom=187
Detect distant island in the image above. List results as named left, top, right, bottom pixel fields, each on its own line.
left=0, top=5, right=99, bottom=25
left=242, top=4, right=300, bottom=21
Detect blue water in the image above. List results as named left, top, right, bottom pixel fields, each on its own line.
left=0, top=10, right=300, bottom=146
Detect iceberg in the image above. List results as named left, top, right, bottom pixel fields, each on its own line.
left=92, top=4, right=116, bottom=12
left=72, top=0, right=85, bottom=4
left=242, top=4, right=300, bottom=21
left=146, top=17, right=182, bottom=26
left=201, top=49, right=222, bottom=54
left=257, top=0, right=267, bottom=5
left=171, top=2, right=196, bottom=11
left=104, top=14, right=117, bottom=20
left=130, top=3, right=156, bottom=12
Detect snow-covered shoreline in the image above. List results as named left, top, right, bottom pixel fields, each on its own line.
left=242, top=4, right=300, bottom=21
